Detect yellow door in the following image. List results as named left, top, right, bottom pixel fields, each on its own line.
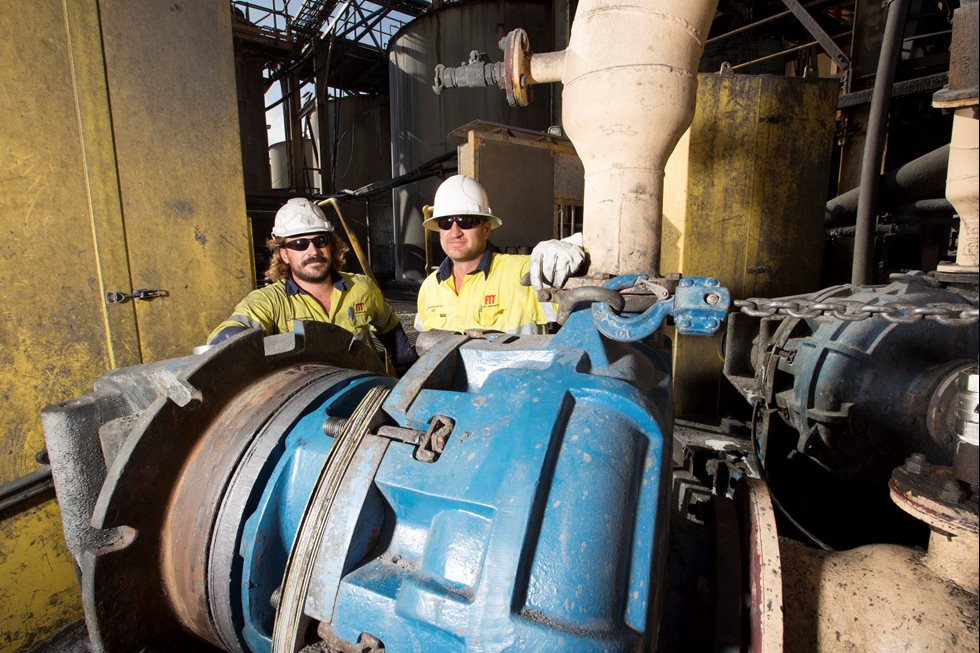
left=0, top=1, right=253, bottom=649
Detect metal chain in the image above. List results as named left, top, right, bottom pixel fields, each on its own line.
left=734, top=297, right=980, bottom=325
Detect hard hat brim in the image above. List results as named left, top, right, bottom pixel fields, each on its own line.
left=271, top=226, right=333, bottom=238
left=423, top=213, right=502, bottom=232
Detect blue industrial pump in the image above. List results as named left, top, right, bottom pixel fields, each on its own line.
left=42, top=277, right=729, bottom=653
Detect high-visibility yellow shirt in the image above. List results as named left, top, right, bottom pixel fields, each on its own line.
left=208, top=272, right=400, bottom=344
left=415, top=249, right=556, bottom=334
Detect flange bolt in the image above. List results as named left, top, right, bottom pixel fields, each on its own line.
left=940, top=478, right=967, bottom=503
left=904, top=452, right=928, bottom=474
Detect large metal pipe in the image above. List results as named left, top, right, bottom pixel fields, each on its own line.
left=741, top=471, right=978, bottom=653
left=852, top=0, right=911, bottom=285
left=562, top=0, right=718, bottom=276
left=433, top=0, right=719, bottom=277
left=825, top=145, right=950, bottom=227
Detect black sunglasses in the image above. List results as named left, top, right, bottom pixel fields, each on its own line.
left=282, top=235, right=329, bottom=251
left=436, top=215, right=486, bottom=231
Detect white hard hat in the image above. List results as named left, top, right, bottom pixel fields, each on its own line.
left=272, top=198, right=334, bottom=238
left=424, top=175, right=502, bottom=231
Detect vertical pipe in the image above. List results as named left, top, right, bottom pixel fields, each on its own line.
left=561, top=0, right=718, bottom=277
left=851, top=0, right=911, bottom=285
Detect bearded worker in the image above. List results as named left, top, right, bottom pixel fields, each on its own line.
left=209, top=197, right=417, bottom=372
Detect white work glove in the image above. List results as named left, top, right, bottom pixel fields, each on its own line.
left=529, top=232, right=586, bottom=291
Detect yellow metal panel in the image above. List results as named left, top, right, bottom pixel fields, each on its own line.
left=0, top=501, right=81, bottom=652
left=0, top=3, right=121, bottom=647
left=663, top=74, right=838, bottom=417
left=99, top=0, right=253, bottom=360
left=1, top=1, right=254, bottom=647
left=64, top=0, right=142, bottom=369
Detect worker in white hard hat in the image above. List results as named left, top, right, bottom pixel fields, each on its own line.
left=208, top=197, right=418, bottom=372
left=415, top=175, right=586, bottom=335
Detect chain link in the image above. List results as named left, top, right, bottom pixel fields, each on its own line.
left=734, top=297, right=980, bottom=325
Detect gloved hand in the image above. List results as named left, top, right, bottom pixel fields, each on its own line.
left=529, top=232, right=586, bottom=291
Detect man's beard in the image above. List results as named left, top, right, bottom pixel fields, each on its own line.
left=292, top=256, right=332, bottom=283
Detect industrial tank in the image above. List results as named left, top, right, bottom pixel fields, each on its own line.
left=313, top=95, right=395, bottom=277
left=269, top=140, right=320, bottom=191
left=388, top=0, right=557, bottom=282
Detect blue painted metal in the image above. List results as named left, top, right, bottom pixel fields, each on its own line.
left=232, top=308, right=676, bottom=652
left=592, top=275, right=730, bottom=341
left=238, top=375, right=394, bottom=652
left=591, top=274, right=670, bottom=342
left=342, top=310, right=673, bottom=651
left=763, top=279, right=979, bottom=472
left=673, top=277, right=731, bottom=336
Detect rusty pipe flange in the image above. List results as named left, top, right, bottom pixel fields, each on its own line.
left=890, top=460, right=979, bottom=536
left=890, top=459, right=979, bottom=595
left=76, top=322, right=386, bottom=652
left=502, top=28, right=531, bottom=107
left=167, top=365, right=370, bottom=652
left=165, top=364, right=359, bottom=649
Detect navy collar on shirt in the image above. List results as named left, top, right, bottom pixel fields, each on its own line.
left=435, top=244, right=497, bottom=283
left=284, top=271, right=346, bottom=295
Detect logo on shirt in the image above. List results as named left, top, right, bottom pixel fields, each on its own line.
left=354, top=302, right=365, bottom=314
left=484, top=294, right=497, bottom=306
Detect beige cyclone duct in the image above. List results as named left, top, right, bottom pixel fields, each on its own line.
left=933, top=0, right=979, bottom=274
left=433, top=0, right=720, bottom=277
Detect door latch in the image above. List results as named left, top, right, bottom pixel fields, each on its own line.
left=105, top=289, right=166, bottom=304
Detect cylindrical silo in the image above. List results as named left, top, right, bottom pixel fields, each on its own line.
left=388, top=0, right=556, bottom=282
left=312, top=95, right=396, bottom=277
left=269, top=139, right=319, bottom=191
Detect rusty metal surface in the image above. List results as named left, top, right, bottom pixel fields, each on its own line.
left=738, top=478, right=783, bottom=653
left=501, top=28, right=530, bottom=107
left=933, top=0, right=979, bottom=108
left=890, top=461, right=979, bottom=536
left=208, top=367, right=369, bottom=653
left=41, top=322, right=386, bottom=652
left=162, top=365, right=357, bottom=646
